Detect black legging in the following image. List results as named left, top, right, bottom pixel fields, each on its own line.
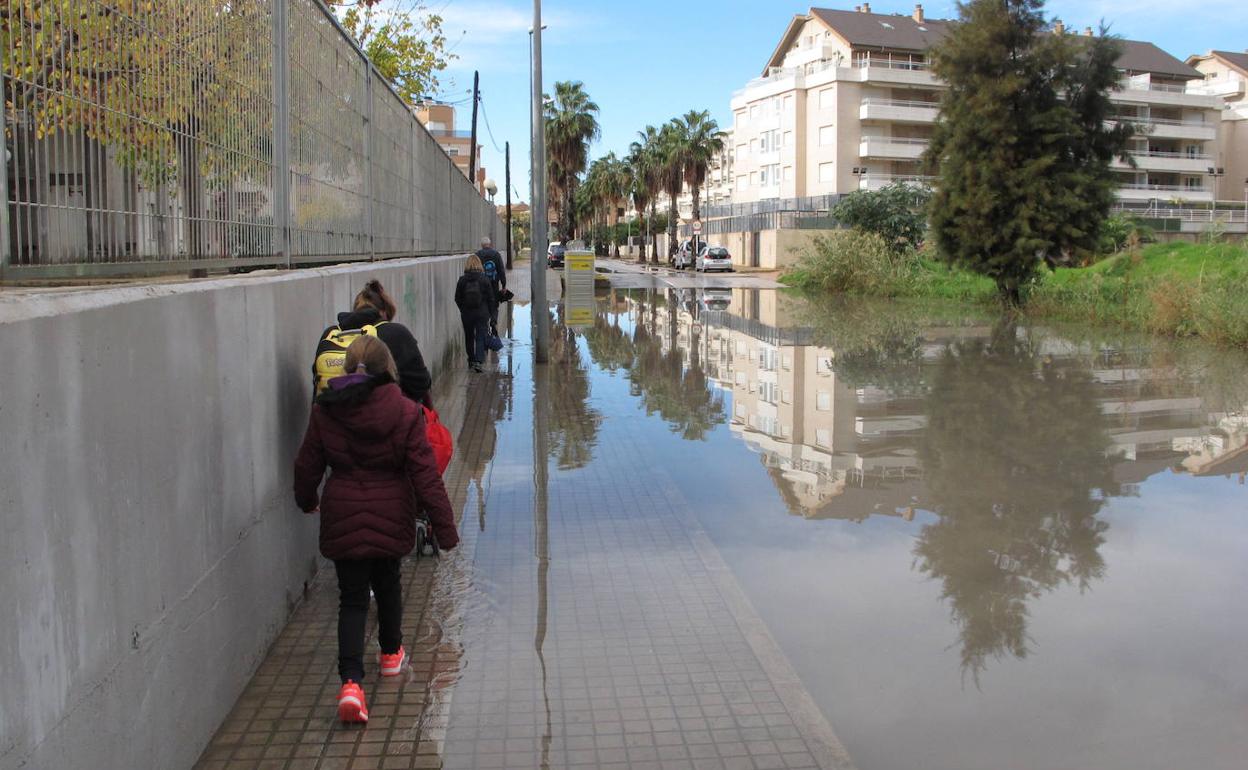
left=334, top=558, right=402, bottom=683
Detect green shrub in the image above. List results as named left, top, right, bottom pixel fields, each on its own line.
left=784, top=230, right=920, bottom=296
left=1096, top=212, right=1155, bottom=256
left=830, top=182, right=931, bottom=252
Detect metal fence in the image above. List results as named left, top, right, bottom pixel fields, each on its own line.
left=1, top=0, right=500, bottom=279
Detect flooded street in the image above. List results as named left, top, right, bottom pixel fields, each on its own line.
left=443, top=283, right=1248, bottom=770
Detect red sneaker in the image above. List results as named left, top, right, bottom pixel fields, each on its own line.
left=379, top=646, right=407, bottom=677
left=337, top=680, right=368, bottom=723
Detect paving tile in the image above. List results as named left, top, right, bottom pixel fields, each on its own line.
left=194, top=284, right=848, bottom=770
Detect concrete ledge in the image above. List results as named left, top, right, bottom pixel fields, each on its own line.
left=0, top=254, right=471, bottom=770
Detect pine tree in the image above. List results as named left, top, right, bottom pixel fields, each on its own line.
left=923, top=0, right=1132, bottom=306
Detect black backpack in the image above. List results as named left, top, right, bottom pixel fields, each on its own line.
left=460, top=274, right=484, bottom=311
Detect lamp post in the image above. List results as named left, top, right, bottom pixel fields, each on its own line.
left=529, top=3, right=550, bottom=363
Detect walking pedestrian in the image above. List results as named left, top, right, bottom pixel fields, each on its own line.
left=455, top=255, right=496, bottom=373
left=475, top=237, right=506, bottom=332
left=294, top=336, right=459, bottom=725
left=313, top=279, right=433, bottom=407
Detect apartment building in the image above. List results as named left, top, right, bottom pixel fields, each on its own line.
left=730, top=4, right=1224, bottom=205
left=1187, top=51, right=1248, bottom=202
left=414, top=101, right=487, bottom=193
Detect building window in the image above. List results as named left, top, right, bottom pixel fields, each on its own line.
left=750, top=104, right=760, bottom=119
left=819, top=87, right=835, bottom=109
left=736, top=144, right=747, bottom=161
left=749, top=172, right=758, bottom=186
left=816, top=429, right=831, bottom=448
left=737, top=175, right=749, bottom=191
left=816, top=391, right=832, bottom=411
left=783, top=94, right=793, bottom=112
left=783, top=130, right=793, bottom=147
left=818, top=162, right=836, bottom=183
left=783, top=166, right=793, bottom=181
left=760, top=164, right=781, bottom=186
left=819, top=125, right=836, bottom=146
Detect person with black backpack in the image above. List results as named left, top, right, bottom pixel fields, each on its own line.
left=475, top=237, right=506, bottom=331
left=454, top=255, right=496, bottom=373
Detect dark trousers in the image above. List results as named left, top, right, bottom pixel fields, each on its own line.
left=333, top=558, right=403, bottom=684
left=461, top=314, right=488, bottom=364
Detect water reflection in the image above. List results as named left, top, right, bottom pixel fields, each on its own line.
left=916, top=328, right=1116, bottom=682
left=544, top=305, right=602, bottom=469
left=592, top=288, right=1248, bottom=681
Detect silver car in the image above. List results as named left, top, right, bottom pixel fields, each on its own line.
left=696, top=246, right=733, bottom=273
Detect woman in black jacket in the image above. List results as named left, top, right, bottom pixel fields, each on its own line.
left=314, top=280, right=434, bottom=406
left=454, top=255, right=496, bottom=373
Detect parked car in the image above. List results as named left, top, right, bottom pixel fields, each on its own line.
left=696, top=246, right=733, bottom=273
left=673, top=241, right=700, bottom=270
left=701, top=288, right=732, bottom=311
left=547, top=242, right=566, bottom=269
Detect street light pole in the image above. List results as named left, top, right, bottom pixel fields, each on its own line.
left=530, top=1, right=550, bottom=363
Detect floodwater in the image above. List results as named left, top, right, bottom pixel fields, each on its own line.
left=442, top=286, right=1248, bottom=770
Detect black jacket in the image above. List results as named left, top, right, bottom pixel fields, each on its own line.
left=325, top=308, right=432, bottom=405
left=475, top=247, right=506, bottom=293
left=455, top=271, right=496, bottom=320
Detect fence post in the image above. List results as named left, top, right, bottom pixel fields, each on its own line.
left=271, top=0, right=291, bottom=268
left=0, top=74, right=10, bottom=280
left=364, top=62, right=376, bottom=262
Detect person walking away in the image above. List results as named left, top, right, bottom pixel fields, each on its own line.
left=294, top=336, right=460, bottom=724
left=455, top=255, right=495, bottom=373
left=475, top=237, right=506, bottom=332
left=314, top=280, right=433, bottom=407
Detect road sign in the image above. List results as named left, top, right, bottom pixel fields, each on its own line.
left=692, top=220, right=702, bottom=234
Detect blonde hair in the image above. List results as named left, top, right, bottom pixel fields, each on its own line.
left=465, top=254, right=484, bottom=273
left=344, top=336, right=398, bottom=382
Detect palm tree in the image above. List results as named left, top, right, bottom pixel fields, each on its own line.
left=658, top=121, right=685, bottom=262
left=673, top=110, right=725, bottom=226
left=628, top=125, right=664, bottom=263
left=544, top=81, right=600, bottom=242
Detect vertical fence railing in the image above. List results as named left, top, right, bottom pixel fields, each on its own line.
left=0, top=0, right=498, bottom=279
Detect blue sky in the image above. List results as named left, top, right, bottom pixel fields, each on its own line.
left=423, top=0, right=1248, bottom=204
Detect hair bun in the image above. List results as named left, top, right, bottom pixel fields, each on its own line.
left=366, top=279, right=383, bottom=292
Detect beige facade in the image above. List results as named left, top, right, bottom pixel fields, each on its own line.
left=1187, top=51, right=1248, bottom=202
left=415, top=102, right=487, bottom=193
left=730, top=5, right=1224, bottom=205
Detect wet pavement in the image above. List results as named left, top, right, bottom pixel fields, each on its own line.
left=199, top=268, right=1248, bottom=770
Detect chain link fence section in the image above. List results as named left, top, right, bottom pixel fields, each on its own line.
left=1, top=0, right=499, bottom=279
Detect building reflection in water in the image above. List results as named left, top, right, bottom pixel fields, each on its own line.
left=598, top=287, right=1248, bottom=678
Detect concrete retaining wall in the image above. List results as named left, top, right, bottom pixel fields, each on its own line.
left=0, top=255, right=471, bottom=770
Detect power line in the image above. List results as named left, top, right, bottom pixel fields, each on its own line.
left=478, top=94, right=505, bottom=153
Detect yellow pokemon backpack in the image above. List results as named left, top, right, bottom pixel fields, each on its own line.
left=313, top=322, right=388, bottom=395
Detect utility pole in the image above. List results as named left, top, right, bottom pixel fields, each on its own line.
left=530, top=1, right=550, bottom=362
left=505, top=142, right=513, bottom=270
left=468, top=70, right=481, bottom=191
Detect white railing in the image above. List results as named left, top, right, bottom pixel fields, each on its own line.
left=1112, top=116, right=1212, bottom=128
left=862, top=136, right=931, bottom=146
left=1118, top=79, right=1189, bottom=94
left=860, top=98, right=942, bottom=110
left=854, top=57, right=930, bottom=72
left=1120, top=183, right=1209, bottom=193
left=1129, top=150, right=1211, bottom=160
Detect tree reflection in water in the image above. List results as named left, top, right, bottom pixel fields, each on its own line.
left=914, top=326, right=1118, bottom=684
left=545, top=304, right=602, bottom=470
left=585, top=289, right=726, bottom=441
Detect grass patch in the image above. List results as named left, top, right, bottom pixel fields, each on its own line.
left=785, top=236, right=1248, bottom=347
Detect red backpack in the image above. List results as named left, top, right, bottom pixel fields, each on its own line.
left=423, top=405, right=453, bottom=475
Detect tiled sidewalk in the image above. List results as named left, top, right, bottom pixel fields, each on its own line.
left=195, top=267, right=852, bottom=770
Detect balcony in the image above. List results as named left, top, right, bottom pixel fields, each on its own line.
left=857, top=174, right=937, bottom=192
left=1112, top=117, right=1217, bottom=141
left=1189, top=77, right=1246, bottom=98
left=859, top=136, right=929, bottom=160
left=1117, top=183, right=1213, bottom=203
left=1114, top=150, right=1213, bottom=174
left=852, top=57, right=941, bottom=87
left=1112, top=78, right=1223, bottom=109
left=859, top=98, right=940, bottom=124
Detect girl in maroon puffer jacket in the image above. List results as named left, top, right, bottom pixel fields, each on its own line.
left=294, top=336, right=459, bottom=724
